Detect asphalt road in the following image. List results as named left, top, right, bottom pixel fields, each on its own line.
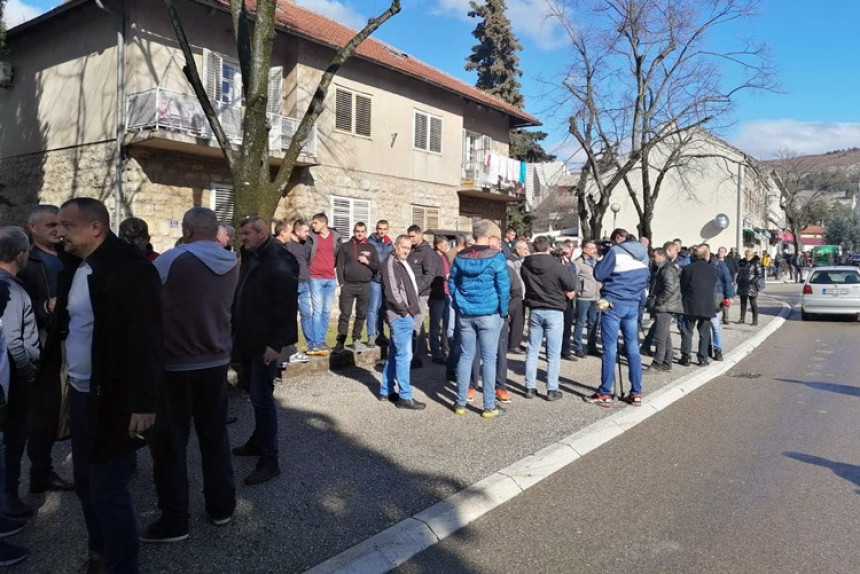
left=399, top=289, right=860, bottom=573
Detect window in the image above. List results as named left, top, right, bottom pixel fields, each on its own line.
left=331, top=196, right=371, bottom=236
left=414, top=110, right=442, bottom=153
left=334, top=87, right=372, bottom=137
left=411, top=205, right=440, bottom=231
left=203, top=49, right=282, bottom=112
left=210, top=184, right=235, bottom=224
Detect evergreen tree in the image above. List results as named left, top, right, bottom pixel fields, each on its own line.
left=466, top=0, right=524, bottom=109
left=509, top=129, right=556, bottom=163
left=0, top=0, right=7, bottom=54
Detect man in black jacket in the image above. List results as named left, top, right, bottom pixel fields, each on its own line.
left=334, top=222, right=379, bottom=353
left=231, top=217, right=298, bottom=486
left=52, top=198, right=161, bottom=573
left=679, top=245, right=719, bottom=366
left=407, top=225, right=443, bottom=367
left=645, top=248, right=683, bottom=371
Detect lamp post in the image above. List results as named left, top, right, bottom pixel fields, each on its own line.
left=610, top=203, right=621, bottom=230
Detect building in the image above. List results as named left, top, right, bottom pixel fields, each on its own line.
left=0, top=0, right=539, bottom=250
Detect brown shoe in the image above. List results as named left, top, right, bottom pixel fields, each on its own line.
left=561, top=354, right=578, bottom=361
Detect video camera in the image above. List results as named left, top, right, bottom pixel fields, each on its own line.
left=596, top=240, right=613, bottom=256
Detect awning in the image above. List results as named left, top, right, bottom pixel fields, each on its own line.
left=802, top=237, right=825, bottom=246
left=743, top=227, right=767, bottom=242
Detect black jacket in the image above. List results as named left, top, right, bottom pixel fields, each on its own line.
left=736, top=257, right=764, bottom=297
left=17, top=246, right=57, bottom=331
left=521, top=253, right=577, bottom=311
left=408, top=241, right=443, bottom=296
left=680, top=258, right=719, bottom=318
left=42, top=234, right=162, bottom=463
left=336, top=238, right=380, bottom=284
left=650, top=261, right=683, bottom=314
left=282, top=239, right=311, bottom=283
left=233, top=238, right=299, bottom=356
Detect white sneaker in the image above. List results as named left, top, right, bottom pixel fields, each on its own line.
left=290, top=352, right=310, bottom=363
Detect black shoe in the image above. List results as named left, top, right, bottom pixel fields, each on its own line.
left=29, top=471, right=74, bottom=494
left=396, top=398, right=427, bottom=410
left=81, top=552, right=106, bottom=574
left=410, top=358, right=423, bottom=369
left=0, top=542, right=28, bottom=567
left=713, top=349, right=724, bottom=361
left=378, top=392, right=398, bottom=402
left=375, top=337, right=389, bottom=347
left=751, top=319, right=758, bottom=326
left=244, top=459, right=281, bottom=486
left=573, top=350, right=586, bottom=358
left=697, top=358, right=710, bottom=367
left=639, top=345, right=653, bottom=357
left=643, top=363, right=662, bottom=374
left=2, top=495, right=33, bottom=519
left=678, top=354, right=690, bottom=367
left=561, top=354, right=577, bottom=362
left=445, top=370, right=456, bottom=382
left=524, top=388, right=537, bottom=399
left=508, top=348, right=525, bottom=356
left=231, top=441, right=262, bottom=457
left=546, top=390, right=563, bottom=402
left=0, top=517, right=25, bottom=539
left=587, top=347, right=602, bottom=357
left=139, top=518, right=189, bottom=544
left=332, top=342, right=346, bottom=354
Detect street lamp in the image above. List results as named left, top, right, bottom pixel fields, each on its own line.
left=610, top=203, right=621, bottom=230
left=714, top=213, right=730, bottom=230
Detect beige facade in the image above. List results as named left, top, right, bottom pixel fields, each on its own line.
left=0, top=0, right=531, bottom=248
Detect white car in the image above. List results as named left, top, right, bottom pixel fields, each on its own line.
left=801, top=266, right=860, bottom=321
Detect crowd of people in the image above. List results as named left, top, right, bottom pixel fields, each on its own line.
left=0, top=197, right=771, bottom=572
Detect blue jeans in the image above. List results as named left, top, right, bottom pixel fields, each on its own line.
left=70, top=388, right=139, bottom=573
left=309, top=278, right=337, bottom=347
left=297, top=282, right=313, bottom=346
left=525, top=309, right=564, bottom=391
left=239, top=355, right=280, bottom=462
left=367, top=281, right=385, bottom=341
left=710, top=313, right=723, bottom=350
left=598, top=304, right=643, bottom=396
left=456, top=314, right=502, bottom=410
left=429, top=296, right=450, bottom=360
left=379, top=315, right=415, bottom=400
left=573, top=299, right=599, bottom=352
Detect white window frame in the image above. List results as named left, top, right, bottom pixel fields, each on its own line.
left=334, top=86, right=373, bottom=138
left=210, top=183, right=235, bottom=225
left=330, top=195, right=371, bottom=236
left=413, top=109, right=443, bottom=154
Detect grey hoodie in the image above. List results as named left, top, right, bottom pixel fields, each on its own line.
left=0, top=269, right=39, bottom=384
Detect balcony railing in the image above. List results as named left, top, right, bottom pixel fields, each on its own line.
left=126, top=88, right=316, bottom=157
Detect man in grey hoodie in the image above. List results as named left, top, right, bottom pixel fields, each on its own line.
left=143, top=208, right=239, bottom=543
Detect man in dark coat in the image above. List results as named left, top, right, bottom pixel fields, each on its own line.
left=231, top=217, right=298, bottom=486
left=645, top=248, right=683, bottom=371
left=679, top=245, right=719, bottom=366
left=406, top=225, right=443, bottom=367
left=52, top=198, right=162, bottom=573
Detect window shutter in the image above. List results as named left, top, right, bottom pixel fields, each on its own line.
left=426, top=208, right=440, bottom=230
left=355, top=94, right=372, bottom=137
left=210, top=185, right=234, bottom=224
left=429, top=116, right=443, bottom=153
left=202, top=49, right=222, bottom=103
left=412, top=205, right=425, bottom=229
left=335, top=89, right=353, bottom=132
left=481, top=135, right=492, bottom=154
left=267, top=66, right=283, bottom=114
left=332, top=197, right=352, bottom=235
left=414, top=112, right=428, bottom=150
left=353, top=199, right=371, bottom=227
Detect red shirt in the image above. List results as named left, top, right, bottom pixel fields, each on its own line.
left=310, top=232, right=336, bottom=279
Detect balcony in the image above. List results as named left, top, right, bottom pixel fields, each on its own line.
left=125, top=88, right=317, bottom=161
left=460, top=144, right=523, bottom=203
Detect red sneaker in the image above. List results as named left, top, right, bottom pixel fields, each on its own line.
left=583, top=393, right=612, bottom=408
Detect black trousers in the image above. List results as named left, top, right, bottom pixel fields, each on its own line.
left=4, top=375, right=28, bottom=495
left=739, top=295, right=758, bottom=320
left=150, top=366, right=236, bottom=526
left=652, top=312, right=674, bottom=367
left=337, top=282, right=370, bottom=341
left=507, top=296, right=525, bottom=351
left=560, top=300, right=576, bottom=356
left=680, top=315, right=711, bottom=361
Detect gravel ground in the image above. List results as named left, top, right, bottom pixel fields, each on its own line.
left=10, top=294, right=789, bottom=574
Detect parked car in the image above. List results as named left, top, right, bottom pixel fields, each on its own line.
left=842, top=254, right=860, bottom=267
left=801, top=266, right=860, bottom=321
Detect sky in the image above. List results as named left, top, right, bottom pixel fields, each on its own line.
left=7, top=0, right=860, bottom=161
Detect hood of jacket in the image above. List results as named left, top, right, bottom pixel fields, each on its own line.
left=522, top=253, right=558, bottom=275
left=453, top=245, right=501, bottom=277
left=155, top=240, right=238, bottom=284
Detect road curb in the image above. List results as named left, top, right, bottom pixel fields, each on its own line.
left=305, top=301, right=792, bottom=574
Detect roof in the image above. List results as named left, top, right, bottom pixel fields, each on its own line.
left=801, top=225, right=825, bottom=235
left=211, top=0, right=540, bottom=127
left=803, top=237, right=825, bottom=246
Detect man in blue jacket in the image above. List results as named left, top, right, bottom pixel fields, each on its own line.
left=585, top=228, right=650, bottom=407
left=366, top=220, right=394, bottom=347
left=707, top=244, right=735, bottom=361
left=449, top=220, right=510, bottom=418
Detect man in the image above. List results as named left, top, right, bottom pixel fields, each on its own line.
left=407, top=225, right=443, bottom=367
left=679, top=245, right=719, bottom=367
left=488, top=235, right=517, bottom=404
left=506, top=239, right=529, bottom=354
left=428, top=235, right=451, bottom=364
left=640, top=236, right=651, bottom=251
left=708, top=245, right=735, bottom=361
left=378, top=235, right=427, bottom=411
left=0, top=227, right=41, bottom=519
left=502, top=228, right=517, bottom=257
left=449, top=220, right=509, bottom=418
left=306, top=213, right=342, bottom=356
left=52, top=198, right=161, bottom=573
left=447, top=234, right=473, bottom=265
left=284, top=219, right=312, bottom=362
left=17, top=205, right=75, bottom=495
left=216, top=225, right=235, bottom=251
left=557, top=241, right=579, bottom=361
left=521, top=236, right=577, bottom=401
left=231, top=217, right=298, bottom=485
left=143, top=207, right=238, bottom=543
left=367, top=220, right=394, bottom=348
left=572, top=239, right=602, bottom=358
left=119, top=217, right=159, bottom=261
left=673, top=238, right=688, bottom=268
left=334, top=222, right=379, bottom=353
left=521, top=231, right=534, bottom=252
left=585, top=228, right=650, bottom=408
left=644, top=248, right=682, bottom=372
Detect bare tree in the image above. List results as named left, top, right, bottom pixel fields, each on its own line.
left=770, top=150, right=831, bottom=255
left=549, top=0, right=774, bottom=240
left=162, top=0, right=401, bottom=224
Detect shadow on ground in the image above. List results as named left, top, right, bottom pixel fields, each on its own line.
left=783, top=451, right=860, bottom=492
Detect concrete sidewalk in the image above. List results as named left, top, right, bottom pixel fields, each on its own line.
left=12, top=290, right=793, bottom=574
